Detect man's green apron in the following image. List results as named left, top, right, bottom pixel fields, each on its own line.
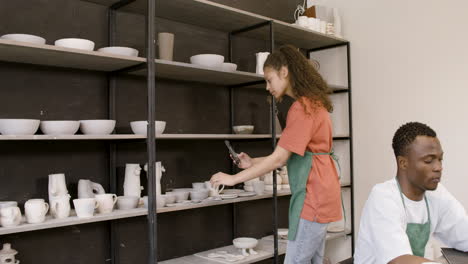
left=397, top=179, right=431, bottom=257
left=287, top=150, right=337, bottom=241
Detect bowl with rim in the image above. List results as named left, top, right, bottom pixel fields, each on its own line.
left=0, top=119, right=40, bottom=135
left=1, top=34, right=46, bottom=45
left=190, top=54, right=224, bottom=69
left=79, top=120, right=116, bottom=135
left=130, top=121, right=166, bottom=135
left=54, top=38, right=95, bottom=51
left=40, top=120, right=80, bottom=135
left=97, top=46, right=139, bottom=57
left=221, top=62, right=237, bottom=72
left=233, top=125, right=254, bottom=134
left=233, top=237, right=258, bottom=249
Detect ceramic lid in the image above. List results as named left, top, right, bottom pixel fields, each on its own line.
left=0, top=243, right=17, bottom=256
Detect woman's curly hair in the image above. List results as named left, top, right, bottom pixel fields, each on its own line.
left=263, top=44, right=333, bottom=113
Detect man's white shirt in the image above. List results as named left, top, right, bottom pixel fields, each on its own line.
left=354, top=178, right=468, bottom=264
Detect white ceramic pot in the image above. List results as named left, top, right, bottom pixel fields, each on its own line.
left=1, top=33, right=46, bottom=45
left=124, top=164, right=142, bottom=198
left=54, top=38, right=95, bottom=51
left=233, top=125, right=254, bottom=134
left=97, top=46, right=139, bottom=57
left=79, top=120, right=116, bottom=135
left=221, top=62, right=237, bottom=72
left=130, top=121, right=166, bottom=135
left=190, top=54, right=224, bottom=69
left=0, top=119, right=40, bottom=135
left=117, top=196, right=139, bottom=210
left=78, top=179, right=105, bottom=199
left=40, top=121, right=80, bottom=135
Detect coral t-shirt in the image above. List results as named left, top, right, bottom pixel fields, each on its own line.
left=278, top=98, right=342, bottom=223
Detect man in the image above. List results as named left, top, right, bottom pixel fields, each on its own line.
left=354, top=122, right=468, bottom=264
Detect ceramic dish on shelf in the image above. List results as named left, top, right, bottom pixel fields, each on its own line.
left=232, top=237, right=258, bottom=256
left=0, top=119, right=40, bottom=135
left=40, top=120, right=80, bottom=135
left=190, top=54, right=224, bottom=69
left=79, top=120, right=115, bottom=135
left=219, top=193, right=238, bottom=199
left=237, top=192, right=256, bottom=197
left=1, top=33, right=46, bottom=45
left=243, top=185, right=254, bottom=192
left=221, top=62, right=237, bottom=72
left=233, top=125, right=254, bottom=134
left=130, top=120, right=166, bottom=135
left=54, top=38, right=95, bottom=51
left=221, top=189, right=244, bottom=195
left=97, top=46, right=139, bottom=57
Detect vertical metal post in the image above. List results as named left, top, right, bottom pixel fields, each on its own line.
left=346, top=42, right=355, bottom=253
left=267, top=20, right=279, bottom=264
left=146, top=0, right=157, bottom=263
left=107, top=7, right=119, bottom=264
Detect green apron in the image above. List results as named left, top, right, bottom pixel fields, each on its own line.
left=396, top=179, right=431, bottom=257
left=287, top=150, right=338, bottom=240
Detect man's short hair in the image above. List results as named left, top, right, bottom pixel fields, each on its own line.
left=392, top=122, right=437, bottom=157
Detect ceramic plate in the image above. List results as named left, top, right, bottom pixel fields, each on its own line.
left=327, top=225, right=345, bottom=233
left=219, top=194, right=238, bottom=199
left=221, top=189, right=244, bottom=195
left=238, top=192, right=256, bottom=197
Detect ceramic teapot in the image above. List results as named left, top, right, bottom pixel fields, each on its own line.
left=0, top=243, right=19, bottom=264
left=48, top=173, right=69, bottom=202
left=77, top=179, right=105, bottom=199
left=144, top=161, right=165, bottom=196
left=124, top=164, right=143, bottom=198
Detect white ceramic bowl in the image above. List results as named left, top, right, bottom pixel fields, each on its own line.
left=244, top=185, right=254, bottom=192
left=233, top=237, right=258, bottom=249
left=161, top=194, right=176, bottom=204
left=97, top=46, right=139, bottom=57
left=1, top=34, right=46, bottom=45
left=192, top=182, right=206, bottom=190
left=190, top=54, right=224, bottom=69
left=54, top=38, right=95, bottom=51
left=0, top=119, right=40, bottom=135
left=130, top=121, right=166, bottom=135
left=221, top=62, right=237, bottom=72
left=79, top=120, right=115, bottom=135
left=190, top=190, right=209, bottom=200
left=265, top=184, right=282, bottom=191
left=168, top=191, right=189, bottom=202
left=40, top=120, right=80, bottom=135
left=117, top=196, right=139, bottom=210
left=233, top=125, right=254, bottom=134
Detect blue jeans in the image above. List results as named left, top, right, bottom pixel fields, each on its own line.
left=284, top=218, right=328, bottom=264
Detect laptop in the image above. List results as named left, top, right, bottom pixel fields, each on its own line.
left=441, top=248, right=468, bottom=264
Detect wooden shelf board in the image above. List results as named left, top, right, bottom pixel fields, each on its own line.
left=0, top=39, right=145, bottom=71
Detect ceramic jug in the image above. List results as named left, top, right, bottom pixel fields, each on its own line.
left=48, top=173, right=69, bottom=202
left=255, top=52, right=270, bottom=74
left=144, top=161, right=165, bottom=196
left=50, top=194, right=71, bottom=219
left=0, top=207, right=21, bottom=227
left=0, top=243, right=19, bottom=264
left=124, top=164, right=143, bottom=198
left=78, top=179, right=105, bottom=199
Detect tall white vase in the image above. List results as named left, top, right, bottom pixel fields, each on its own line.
left=124, top=164, right=143, bottom=198
left=144, top=161, right=166, bottom=196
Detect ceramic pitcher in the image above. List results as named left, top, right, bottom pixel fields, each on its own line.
left=124, top=164, right=143, bottom=198
left=78, top=179, right=105, bottom=199
left=255, top=52, right=270, bottom=74
left=144, top=161, right=165, bottom=196
left=48, top=173, right=69, bottom=202
left=50, top=194, right=71, bottom=219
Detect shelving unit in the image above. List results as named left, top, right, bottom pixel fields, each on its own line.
left=0, top=0, right=352, bottom=263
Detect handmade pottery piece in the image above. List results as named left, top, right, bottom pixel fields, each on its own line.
left=50, top=194, right=71, bottom=219
left=232, top=237, right=258, bottom=256
left=73, top=198, right=98, bottom=218
left=24, top=199, right=49, bottom=224
left=0, top=243, right=20, bottom=264
left=78, top=179, right=105, bottom=199
left=144, top=161, right=165, bottom=196
left=48, top=173, right=69, bottom=202
left=124, top=164, right=142, bottom=198
left=95, top=193, right=117, bottom=214
left=0, top=206, right=21, bottom=227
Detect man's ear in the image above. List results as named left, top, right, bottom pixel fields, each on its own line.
left=397, top=156, right=408, bottom=170
left=279, top=66, right=289, bottom=79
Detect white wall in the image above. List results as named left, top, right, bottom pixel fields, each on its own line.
left=318, top=0, right=468, bottom=248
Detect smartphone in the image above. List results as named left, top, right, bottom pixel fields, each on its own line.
left=224, top=140, right=241, bottom=165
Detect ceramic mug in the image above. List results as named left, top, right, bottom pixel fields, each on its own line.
left=73, top=198, right=98, bottom=218
left=296, top=16, right=308, bottom=28
left=205, top=181, right=224, bottom=197
left=0, top=201, right=17, bottom=210
left=192, top=182, right=206, bottom=191
left=0, top=206, right=22, bottom=227
left=25, top=199, right=49, bottom=224
left=253, top=181, right=265, bottom=195
left=158, top=32, right=174, bottom=61
left=50, top=194, right=71, bottom=219
left=95, top=193, right=117, bottom=214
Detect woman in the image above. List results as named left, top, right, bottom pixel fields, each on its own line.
left=210, top=44, right=342, bottom=264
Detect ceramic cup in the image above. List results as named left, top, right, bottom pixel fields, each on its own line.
left=158, top=32, right=174, bottom=61
left=25, top=199, right=49, bottom=224
left=253, top=181, right=265, bottom=195
left=50, top=194, right=71, bottom=219
left=296, top=16, right=308, bottom=28
left=73, top=198, right=98, bottom=218
left=95, top=193, right=117, bottom=214
left=205, top=181, right=225, bottom=197
left=192, top=182, right=206, bottom=191
left=0, top=201, right=17, bottom=209
left=117, top=196, right=139, bottom=210
left=0, top=206, right=22, bottom=227
left=307, top=17, right=317, bottom=31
